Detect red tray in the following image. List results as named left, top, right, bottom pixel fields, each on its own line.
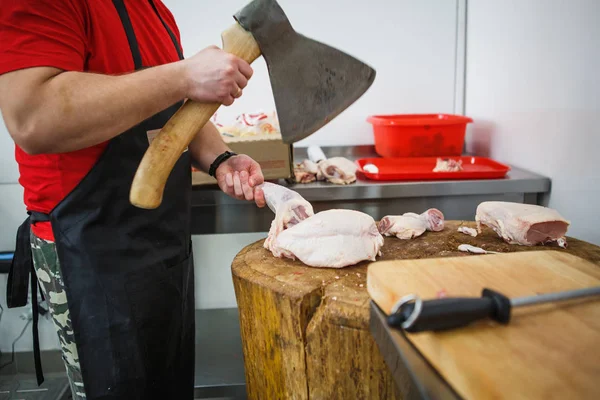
left=356, top=156, right=511, bottom=181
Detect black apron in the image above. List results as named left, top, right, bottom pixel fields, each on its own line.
left=6, top=1, right=195, bottom=398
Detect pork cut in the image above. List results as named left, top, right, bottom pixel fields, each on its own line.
left=259, top=182, right=314, bottom=254
left=475, top=201, right=570, bottom=247
left=378, top=208, right=445, bottom=239
left=271, top=209, right=384, bottom=268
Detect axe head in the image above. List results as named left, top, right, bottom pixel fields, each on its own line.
left=234, top=0, right=376, bottom=144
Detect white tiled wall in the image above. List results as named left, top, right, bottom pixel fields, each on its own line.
left=164, top=0, right=462, bottom=146
left=464, top=0, right=600, bottom=245
left=0, top=125, right=18, bottom=183
left=0, top=184, right=26, bottom=250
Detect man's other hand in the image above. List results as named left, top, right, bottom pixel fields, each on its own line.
left=182, top=46, right=253, bottom=106
left=215, top=154, right=266, bottom=207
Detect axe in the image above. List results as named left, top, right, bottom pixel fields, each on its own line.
left=130, top=0, right=376, bottom=209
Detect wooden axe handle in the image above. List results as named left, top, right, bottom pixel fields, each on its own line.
left=130, top=23, right=262, bottom=209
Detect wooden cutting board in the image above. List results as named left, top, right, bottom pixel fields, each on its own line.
left=367, top=250, right=600, bottom=400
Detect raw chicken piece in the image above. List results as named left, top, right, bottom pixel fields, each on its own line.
left=315, top=157, right=358, bottom=185
left=259, top=182, right=314, bottom=254
left=293, top=159, right=319, bottom=183
left=271, top=209, right=384, bottom=268
left=378, top=209, right=445, bottom=239
left=362, top=163, right=379, bottom=174
left=433, top=158, right=463, bottom=172
left=458, top=244, right=499, bottom=254
left=475, top=201, right=570, bottom=247
left=260, top=183, right=384, bottom=268
left=458, top=226, right=478, bottom=237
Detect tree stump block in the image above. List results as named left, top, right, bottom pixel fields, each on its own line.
left=231, top=221, right=600, bottom=400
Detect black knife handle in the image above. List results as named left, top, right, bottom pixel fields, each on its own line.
left=387, top=288, right=512, bottom=333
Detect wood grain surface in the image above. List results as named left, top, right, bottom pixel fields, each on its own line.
left=367, top=251, right=600, bottom=400
left=231, top=220, right=600, bottom=400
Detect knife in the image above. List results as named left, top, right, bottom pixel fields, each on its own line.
left=387, top=286, right=600, bottom=333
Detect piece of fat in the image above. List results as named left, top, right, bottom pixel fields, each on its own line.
left=458, top=244, right=500, bottom=255
left=458, top=226, right=478, bottom=237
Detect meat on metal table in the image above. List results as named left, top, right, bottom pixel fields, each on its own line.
left=190, top=145, right=551, bottom=235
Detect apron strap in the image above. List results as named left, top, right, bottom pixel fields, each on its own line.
left=112, top=0, right=185, bottom=71
left=31, top=261, right=44, bottom=385
left=5, top=211, right=48, bottom=306
left=6, top=211, right=49, bottom=386
left=6, top=216, right=32, bottom=308
left=112, top=0, right=144, bottom=70
left=148, top=0, right=185, bottom=60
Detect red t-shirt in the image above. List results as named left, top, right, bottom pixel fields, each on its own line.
left=0, top=0, right=183, bottom=241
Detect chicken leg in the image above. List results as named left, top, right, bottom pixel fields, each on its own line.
left=259, top=182, right=314, bottom=255
left=378, top=208, right=445, bottom=239
left=315, top=157, right=358, bottom=185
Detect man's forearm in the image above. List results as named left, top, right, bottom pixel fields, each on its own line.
left=189, top=121, right=230, bottom=173
left=3, top=63, right=188, bottom=154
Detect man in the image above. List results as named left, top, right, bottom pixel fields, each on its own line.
left=0, top=1, right=266, bottom=399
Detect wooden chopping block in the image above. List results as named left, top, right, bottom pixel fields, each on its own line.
left=231, top=221, right=600, bottom=400
left=367, top=251, right=600, bottom=400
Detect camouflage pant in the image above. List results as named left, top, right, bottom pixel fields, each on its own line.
left=30, top=232, right=86, bottom=399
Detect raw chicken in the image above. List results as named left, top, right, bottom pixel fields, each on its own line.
left=270, top=209, right=384, bottom=268
left=458, top=226, right=478, bottom=237
left=315, top=157, right=358, bottom=185
left=259, top=182, right=314, bottom=254
left=362, top=163, right=379, bottom=174
left=475, top=201, right=570, bottom=247
left=458, top=244, right=499, bottom=254
left=293, top=159, right=319, bottom=183
left=259, top=182, right=383, bottom=268
left=378, top=208, right=445, bottom=239
left=433, top=158, right=463, bottom=172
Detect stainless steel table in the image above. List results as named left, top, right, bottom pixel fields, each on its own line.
left=191, top=145, right=550, bottom=234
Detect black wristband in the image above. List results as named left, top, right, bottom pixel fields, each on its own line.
left=208, top=151, right=237, bottom=177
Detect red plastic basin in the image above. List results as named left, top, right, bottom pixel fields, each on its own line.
left=367, top=114, right=473, bottom=157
